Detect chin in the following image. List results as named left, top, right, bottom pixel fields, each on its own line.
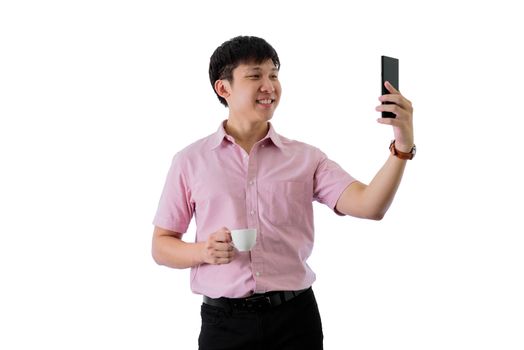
left=258, top=108, right=276, bottom=121
left=259, top=113, right=274, bottom=123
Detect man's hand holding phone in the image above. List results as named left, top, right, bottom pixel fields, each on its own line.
left=376, top=56, right=414, bottom=153
left=376, top=81, right=414, bottom=152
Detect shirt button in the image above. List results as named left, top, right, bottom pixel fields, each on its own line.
left=249, top=180, right=255, bottom=185
left=250, top=210, right=256, bottom=215
left=256, top=272, right=261, bottom=277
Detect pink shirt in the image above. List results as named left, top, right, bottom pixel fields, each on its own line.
left=153, top=121, right=356, bottom=298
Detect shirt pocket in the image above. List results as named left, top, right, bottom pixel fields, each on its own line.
left=268, top=181, right=310, bottom=227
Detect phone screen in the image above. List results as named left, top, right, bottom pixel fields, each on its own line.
left=381, top=56, right=399, bottom=118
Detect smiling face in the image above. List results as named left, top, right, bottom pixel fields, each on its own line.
left=215, top=59, right=281, bottom=123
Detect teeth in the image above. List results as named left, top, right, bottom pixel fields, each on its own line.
left=257, top=99, right=273, bottom=104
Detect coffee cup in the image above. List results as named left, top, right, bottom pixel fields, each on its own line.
left=230, top=228, right=257, bottom=252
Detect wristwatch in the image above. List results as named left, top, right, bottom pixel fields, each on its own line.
left=389, top=140, right=416, bottom=160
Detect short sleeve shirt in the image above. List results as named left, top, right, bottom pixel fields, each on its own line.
left=153, top=121, right=356, bottom=298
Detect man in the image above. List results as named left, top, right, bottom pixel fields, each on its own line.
left=152, top=36, right=415, bottom=349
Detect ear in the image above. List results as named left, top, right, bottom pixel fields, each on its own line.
left=214, top=79, right=231, bottom=100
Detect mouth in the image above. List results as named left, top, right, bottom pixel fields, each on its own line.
left=256, top=98, right=275, bottom=106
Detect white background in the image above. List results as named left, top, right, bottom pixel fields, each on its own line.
left=1, top=1, right=523, bottom=349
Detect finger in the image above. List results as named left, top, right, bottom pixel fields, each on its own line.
left=214, top=241, right=234, bottom=251
left=379, top=94, right=405, bottom=106
left=213, top=228, right=232, bottom=242
left=217, top=226, right=231, bottom=234
left=215, top=250, right=236, bottom=264
left=379, top=96, right=412, bottom=112
left=212, top=248, right=235, bottom=258
left=208, top=255, right=232, bottom=265
left=376, top=114, right=412, bottom=128
left=384, top=80, right=400, bottom=94
left=376, top=117, right=403, bottom=126
left=205, top=245, right=235, bottom=263
left=375, top=103, right=405, bottom=117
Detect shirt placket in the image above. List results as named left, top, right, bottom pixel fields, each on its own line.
left=244, top=144, right=265, bottom=292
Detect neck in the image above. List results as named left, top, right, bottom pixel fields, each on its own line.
left=224, top=117, right=269, bottom=154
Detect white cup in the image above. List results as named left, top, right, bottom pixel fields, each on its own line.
left=230, top=228, right=257, bottom=252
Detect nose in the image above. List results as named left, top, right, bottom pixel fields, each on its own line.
left=260, top=77, right=275, bottom=93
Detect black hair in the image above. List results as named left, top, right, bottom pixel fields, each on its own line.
left=209, top=36, right=280, bottom=107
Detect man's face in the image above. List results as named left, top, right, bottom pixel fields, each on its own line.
left=222, top=59, right=281, bottom=122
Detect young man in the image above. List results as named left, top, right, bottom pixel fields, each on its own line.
left=152, top=36, right=415, bottom=350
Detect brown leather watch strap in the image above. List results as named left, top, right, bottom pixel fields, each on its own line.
left=389, top=140, right=416, bottom=160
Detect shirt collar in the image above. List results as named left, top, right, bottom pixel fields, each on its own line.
left=210, top=120, right=284, bottom=150
left=209, top=120, right=232, bottom=150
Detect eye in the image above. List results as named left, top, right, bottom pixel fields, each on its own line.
left=247, top=75, right=260, bottom=79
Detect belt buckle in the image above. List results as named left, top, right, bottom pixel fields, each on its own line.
left=244, top=294, right=272, bottom=311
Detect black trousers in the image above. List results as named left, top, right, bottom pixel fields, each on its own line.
left=198, top=288, right=324, bottom=350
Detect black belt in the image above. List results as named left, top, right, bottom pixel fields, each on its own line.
left=203, top=287, right=311, bottom=312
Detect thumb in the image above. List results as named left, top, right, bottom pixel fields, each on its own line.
left=215, top=227, right=232, bottom=242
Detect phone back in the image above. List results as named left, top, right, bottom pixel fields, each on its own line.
left=381, top=56, right=399, bottom=118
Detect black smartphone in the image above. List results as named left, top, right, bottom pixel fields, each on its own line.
left=381, top=55, right=399, bottom=118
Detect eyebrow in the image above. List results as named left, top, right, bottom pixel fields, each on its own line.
left=245, top=67, right=279, bottom=72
